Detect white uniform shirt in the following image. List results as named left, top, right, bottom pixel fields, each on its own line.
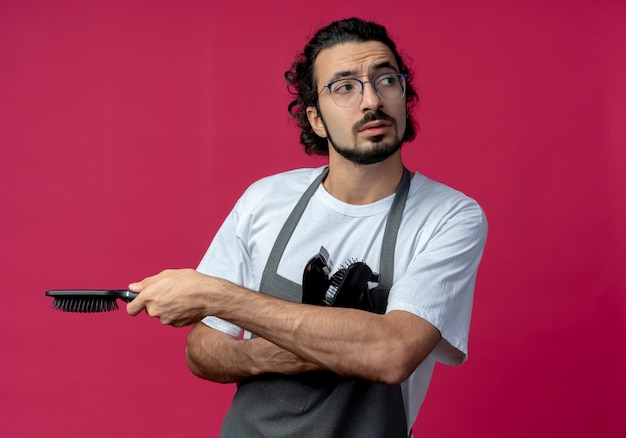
left=198, top=166, right=488, bottom=428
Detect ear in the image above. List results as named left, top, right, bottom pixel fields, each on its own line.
left=306, top=106, right=327, bottom=138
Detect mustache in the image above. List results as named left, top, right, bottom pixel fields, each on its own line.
left=352, top=110, right=396, bottom=134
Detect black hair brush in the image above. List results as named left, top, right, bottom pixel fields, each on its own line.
left=46, top=290, right=138, bottom=313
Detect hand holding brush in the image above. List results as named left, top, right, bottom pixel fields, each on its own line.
left=126, top=268, right=215, bottom=327
left=46, top=268, right=214, bottom=326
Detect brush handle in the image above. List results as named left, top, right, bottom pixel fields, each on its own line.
left=118, top=290, right=139, bottom=302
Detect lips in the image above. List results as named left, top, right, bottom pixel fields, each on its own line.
left=358, top=121, right=393, bottom=137
left=352, top=110, right=396, bottom=136
left=359, top=121, right=392, bottom=132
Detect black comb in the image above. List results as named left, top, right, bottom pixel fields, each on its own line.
left=45, top=290, right=138, bottom=313
left=324, top=261, right=377, bottom=309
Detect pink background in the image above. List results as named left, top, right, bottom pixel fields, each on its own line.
left=2, top=0, right=625, bottom=436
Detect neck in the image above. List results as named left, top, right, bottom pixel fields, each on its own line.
left=323, top=152, right=405, bottom=205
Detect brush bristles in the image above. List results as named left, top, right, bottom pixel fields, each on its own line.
left=50, top=296, right=119, bottom=313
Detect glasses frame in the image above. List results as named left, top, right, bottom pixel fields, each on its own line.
left=320, top=72, right=408, bottom=108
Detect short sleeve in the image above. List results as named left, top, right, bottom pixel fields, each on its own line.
left=386, top=200, right=487, bottom=366
left=197, top=197, right=250, bottom=337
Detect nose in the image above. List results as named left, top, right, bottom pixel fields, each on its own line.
left=359, top=81, right=383, bottom=112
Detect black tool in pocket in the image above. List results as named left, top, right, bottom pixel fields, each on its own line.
left=302, top=246, right=385, bottom=313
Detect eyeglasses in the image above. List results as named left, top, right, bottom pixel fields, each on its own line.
left=320, top=72, right=407, bottom=108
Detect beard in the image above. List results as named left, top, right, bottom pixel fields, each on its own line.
left=319, top=109, right=403, bottom=166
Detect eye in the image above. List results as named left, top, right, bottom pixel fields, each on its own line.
left=331, top=80, right=358, bottom=94
left=377, top=74, right=397, bottom=87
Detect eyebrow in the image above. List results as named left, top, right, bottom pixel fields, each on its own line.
left=327, top=61, right=398, bottom=83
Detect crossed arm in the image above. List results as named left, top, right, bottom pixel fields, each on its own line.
left=126, top=268, right=441, bottom=385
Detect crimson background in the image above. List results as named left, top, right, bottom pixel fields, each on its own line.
left=1, top=0, right=625, bottom=437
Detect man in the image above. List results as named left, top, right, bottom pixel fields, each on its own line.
left=127, top=17, right=487, bottom=437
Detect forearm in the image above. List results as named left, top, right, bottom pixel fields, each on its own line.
left=186, top=322, right=321, bottom=383
left=209, top=279, right=440, bottom=384
left=127, top=269, right=440, bottom=384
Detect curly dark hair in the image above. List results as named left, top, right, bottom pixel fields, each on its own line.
left=285, top=17, right=419, bottom=156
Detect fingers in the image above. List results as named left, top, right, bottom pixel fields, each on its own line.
left=128, top=271, right=161, bottom=293
left=126, top=291, right=145, bottom=316
left=126, top=277, right=152, bottom=316
left=126, top=271, right=163, bottom=316
left=125, top=268, right=206, bottom=326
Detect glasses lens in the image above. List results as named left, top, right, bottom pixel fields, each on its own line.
left=326, top=74, right=406, bottom=108
left=329, top=79, right=361, bottom=108
left=375, top=73, right=406, bottom=102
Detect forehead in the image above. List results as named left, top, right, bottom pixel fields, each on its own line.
left=314, top=41, right=398, bottom=83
